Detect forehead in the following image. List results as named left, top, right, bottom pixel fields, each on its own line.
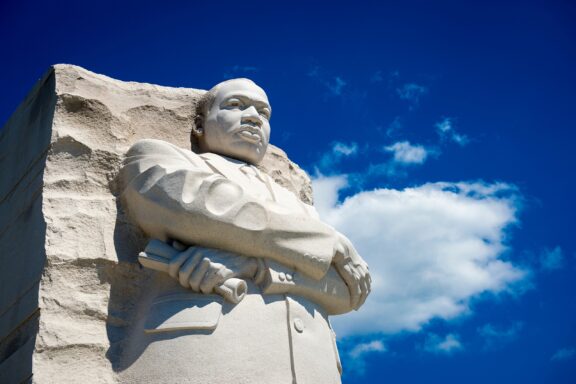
left=213, top=80, right=270, bottom=106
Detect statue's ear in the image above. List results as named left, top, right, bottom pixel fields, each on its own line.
left=192, top=115, right=204, bottom=137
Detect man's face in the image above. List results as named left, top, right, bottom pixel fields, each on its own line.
left=200, top=79, right=271, bottom=164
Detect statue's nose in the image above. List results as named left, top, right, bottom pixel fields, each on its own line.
left=242, top=106, right=262, bottom=126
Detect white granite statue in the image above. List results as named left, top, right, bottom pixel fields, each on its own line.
left=118, top=78, right=371, bottom=383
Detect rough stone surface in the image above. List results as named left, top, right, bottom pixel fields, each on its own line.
left=0, top=64, right=314, bottom=383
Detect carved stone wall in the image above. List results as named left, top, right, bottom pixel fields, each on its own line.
left=0, top=65, right=313, bottom=383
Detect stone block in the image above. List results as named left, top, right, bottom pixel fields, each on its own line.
left=0, top=64, right=315, bottom=383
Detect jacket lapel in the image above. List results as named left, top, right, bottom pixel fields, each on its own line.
left=199, top=153, right=255, bottom=193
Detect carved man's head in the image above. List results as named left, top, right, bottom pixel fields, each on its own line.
left=193, top=78, right=271, bottom=165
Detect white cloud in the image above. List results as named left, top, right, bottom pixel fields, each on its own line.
left=349, top=340, right=387, bottom=359
left=317, top=142, right=358, bottom=173
left=551, top=347, right=576, bottom=361
left=312, top=175, right=348, bottom=218
left=436, top=118, right=469, bottom=146
left=312, top=176, right=527, bottom=336
left=332, top=140, right=435, bottom=180
left=422, top=333, right=463, bottom=354
left=477, top=322, right=523, bottom=349
left=385, top=141, right=429, bottom=164
left=333, top=142, right=358, bottom=156
left=539, top=246, right=564, bottom=271
left=344, top=339, right=386, bottom=375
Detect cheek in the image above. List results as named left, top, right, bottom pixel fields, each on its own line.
left=216, top=110, right=241, bottom=129
left=262, top=124, right=271, bottom=142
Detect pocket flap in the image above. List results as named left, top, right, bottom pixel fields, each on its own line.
left=144, top=293, right=223, bottom=333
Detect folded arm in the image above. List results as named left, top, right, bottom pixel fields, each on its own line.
left=119, top=139, right=337, bottom=280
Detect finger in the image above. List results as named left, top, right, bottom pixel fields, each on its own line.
left=359, top=264, right=369, bottom=285
left=189, top=258, right=211, bottom=291
left=335, top=260, right=359, bottom=308
left=362, top=267, right=372, bottom=305
left=355, top=273, right=366, bottom=309
left=352, top=269, right=363, bottom=310
left=169, top=247, right=196, bottom=279
left=357, top=274, right=369, bottom=309
left=200, top=264, right=229, bottom=294
left=343, top=264, right=360, bottom=309
left=365, top=275, right=372, bottom=296
left=177, top=251, right=203, bottom=287
left=365, top=267, right=372, bottom=292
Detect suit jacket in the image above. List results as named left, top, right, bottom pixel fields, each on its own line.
left=117, top=139, right=343, bottom=384
left=120, top=139, right=337, bottom=280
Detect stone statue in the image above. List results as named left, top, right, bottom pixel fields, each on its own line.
left=117, top=78, right=371, bottom=383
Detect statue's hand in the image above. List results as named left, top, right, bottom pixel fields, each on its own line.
left=167, top=245, right=258, bottom=294
left=333, top=234, right=371, bottom=310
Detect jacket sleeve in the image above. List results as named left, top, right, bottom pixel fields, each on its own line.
left=119, top=139, right=337, bottom=280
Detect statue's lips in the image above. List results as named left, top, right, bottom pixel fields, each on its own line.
left=236, top=125, right=262, bottom=143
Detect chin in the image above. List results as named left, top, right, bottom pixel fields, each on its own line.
left=238, top=141, right=267, bottom=164
left=239, top=150, right=265, bottom=165
left=218, top=145, right=267, bottom=165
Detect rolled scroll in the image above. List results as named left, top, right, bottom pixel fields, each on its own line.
left=138, top=239, right=247, bottom=304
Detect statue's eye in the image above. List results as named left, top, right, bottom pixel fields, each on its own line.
left=259, top=108, right=271, bottom=120
left=225, top=98, right=242, bottom=108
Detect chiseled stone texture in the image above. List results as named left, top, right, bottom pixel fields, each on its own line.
left=0, top=64, right=313, bottom=383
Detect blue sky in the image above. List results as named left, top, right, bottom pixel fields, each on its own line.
left=1, top=1, right=575, bottom=382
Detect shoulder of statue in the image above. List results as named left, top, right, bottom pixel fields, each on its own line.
left=126, top=139, right=191, bottom=158
left=123, top=139, right=215, bottom=174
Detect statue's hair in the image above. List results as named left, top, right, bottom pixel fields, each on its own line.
left=190, top=78, right=257, bottom=152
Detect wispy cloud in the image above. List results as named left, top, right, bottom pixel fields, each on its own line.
left=313, top=177, right=527, bottom=336
left=333, top=142, right=358, bottom=156
left=477, top=322, right=523, bottom=350
left=223, top=65, right=259, bottom=79
left=385, top=141, right=430, bottom=165
left=539, top=246, right=564, bottom=271
left=436, top=117, right=469, bottom=146
left=307, top=66, right=347, bottom=97
left=349, top=340, right=387, bottom=359
left=315, top=138, right=436, bottom=182
left=344, top=339, right=387, bottom=375
left=422, top=333, right=463, bottom=354
left=397, top=83, right=428, bottom=109
left=551, top=347, right=576, bottom=361
left=317, top=141, right=358, bottom=173
left=359, top=141, right=436, bottom=179
left=385, top=117, right=403, bottom=138
left=327, top=77, right=346, bottom=96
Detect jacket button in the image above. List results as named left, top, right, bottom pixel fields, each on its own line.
left=278, top=272, right=286, bottom=281
left=294, top=318, right=304, bottom=333
left=285, top=273, right=293, bottom=282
